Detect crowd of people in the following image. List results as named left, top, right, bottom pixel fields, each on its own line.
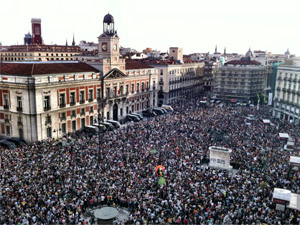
left=1, top=97, right=300, bottom=224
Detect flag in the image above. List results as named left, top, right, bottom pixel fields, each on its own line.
left=158, top=177, right=166, bottom=186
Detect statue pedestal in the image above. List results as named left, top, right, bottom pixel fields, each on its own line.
left=209, top=146, right=232, bottom=170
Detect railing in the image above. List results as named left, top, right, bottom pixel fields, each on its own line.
left=88, top=98, right=93, bottom=102
left=80, top=99, right=85, bottom=104
left=4, top=119, right=9, bottom=123
left=18, top=121, right=23, bottom=126
left=70, top=101, right=76, bottom=106
left=16, top=107, right=23, bottom=112
left=159, top=81, right=164, bottom=85
left=59, top=103, right=66, bottom=108
left=45, top=120, right=51, bottom=125
left=61, top=116, right=67, bottom=121
left=3, top=105, right=9, bottom=109
left=71, top=114, right=76, bottom=119
left=80, top=111, right=85, bottom=116
left=44, top=106, right=51, bottom=111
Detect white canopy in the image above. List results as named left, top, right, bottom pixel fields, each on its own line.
left=279, top=133, right=290, bottom=139
left=262, top=119, right=271, bottom=124
left=290, top=156, right=300, bottom=165
left=273, top=188, right=291, bottom=201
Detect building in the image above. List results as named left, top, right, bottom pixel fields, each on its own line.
left=147, top=54, right=204, bottom=106
left=0, top=13, right=159, bottom=142
left=0, top=45, right=82, bottom=62
left=79, top=40, right=98, bottom=52
left=0, top=61, right=100, bottom=142
left=213, top=57, right=267, bottom=103
left=273, top=58, right=300, bottom=124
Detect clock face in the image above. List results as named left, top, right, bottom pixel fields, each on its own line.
left=113, top=44, right=117, bottom=51
left=102, top=43, right=107, bottom=51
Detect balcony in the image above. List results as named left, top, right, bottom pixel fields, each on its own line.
left=89, top=109, right=94, bottom=114
left=88, top=98, right=93, bottom=102
left=16, top=106, right=23, bottom=112
left=4, top=119, right=10, bottom=123
left=159, top=81, right=164, bottom=85
left=3, top=105, right=9, bottom=109
left=59, top=102, right=66, bottom=108
left=71, top=114, right=76, bottom=119
left=45, top=120, right=51, bottom=126
left=60, top=116, right=67, bottom=121
left=44, top=106, right=51, bottom=111
left=80, top=99, right=85, bottom=104
left=80, top=111, right=85, bottom=116
left=18, top=121, right=23, bottom=126
left=70, top=101, right=76, bottom=106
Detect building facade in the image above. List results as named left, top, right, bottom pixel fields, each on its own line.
left=150, top=60, right=204, bottom=106
left=273, top=59, right=300, bottom=124
left=214, top=57, right=267, bottom=102
left=0, top=45, right=82, bottom=62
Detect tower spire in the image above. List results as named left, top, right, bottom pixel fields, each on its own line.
left=72, top=34, right=75, bottom=46
left=66, top=39, right=68, bottom=46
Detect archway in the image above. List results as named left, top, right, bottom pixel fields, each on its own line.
left=113, top=103, right=118, bottom=121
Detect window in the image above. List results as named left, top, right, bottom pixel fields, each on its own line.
left=80, top=108, right=85, bottom=116
left=61, top=112, right=66, bottom=121
left=137, top=103, right=139, bottom=111
left=113, top=87, right=117, bottom=96
left=45, top=115, right=51, bottom=125
left=3, top=94, right=9, bottom=109
left=62, top=123, right=66, bottom=134
left=126, top=85, right=129, bottom=94
left=120, top=86, right=124, bottom=95
left=90, top=116, right=94, bottom=125
left=71, top=110, right=76, bottom=118
left=59, top=93, right=66, bottom=107
left=131, top=105, right=134, bottom=112
left=120, top=108, right=123, bottom=116
left=19, top=128, right=24, bottom=139
left=79, top=90, right=85, bottom=103
left=106, top=111, right=110, bottom=120
left=89, top=106, right=94, bottom=113
left=106, top=88, right=110, bottom=98
left=88, top=89, right=93, bottom=101
left=44, top=96, right=51, bottom=110
left=153, top=81, right=156, bottom=90
left=81, top=118, right=85, bottom=128
left=17, top=96, right=22, bottom=111
left=146, top=82, right=149, bottom=90
left=137, top=83, right=140, bottom=92
left=47, top=127, right=52, bottom=138
left=70, top=92, right=76, bottom=105
left=142, top=83, right=145, bottom=91
left=131, top=84, right=135, bottom=94
left=97, top=88, right=101, bottom=99
left=6, top=126, right=10, bottom=136
left=72, top=120, right=76, bottom=131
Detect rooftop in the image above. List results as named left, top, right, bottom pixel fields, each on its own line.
left=0, top=45, right=82, bottom=52
left=0, top=62, right=98, bottom=76
left=125, top=59, right=154, bottom=70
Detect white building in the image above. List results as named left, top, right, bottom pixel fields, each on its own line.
left=273, top=58, right=300, bottom=124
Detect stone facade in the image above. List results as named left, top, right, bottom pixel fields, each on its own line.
left=273, top=63, right=300, bottom=124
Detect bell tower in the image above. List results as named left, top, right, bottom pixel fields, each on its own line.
left=97, top=13, right=125, bottom=74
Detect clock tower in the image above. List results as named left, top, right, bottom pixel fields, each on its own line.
left=98, top=13, right=125, bottom=74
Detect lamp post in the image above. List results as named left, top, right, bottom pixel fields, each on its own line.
left=53, top=128, right=61, bottom=140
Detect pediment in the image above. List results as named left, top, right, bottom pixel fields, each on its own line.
left=103, top=68, right=127, bottom=80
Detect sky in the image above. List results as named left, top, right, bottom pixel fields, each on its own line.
left=1, top=0, right=300, bottom=56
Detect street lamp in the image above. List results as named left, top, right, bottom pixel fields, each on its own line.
left=95, top=108, right=104, bottom=162
left=53, top=128, right=61, bottom=140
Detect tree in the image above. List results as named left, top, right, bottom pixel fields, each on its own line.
left=253, top=93, right=259, bottom=105
left=259, top=93, right=265, bottom=105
